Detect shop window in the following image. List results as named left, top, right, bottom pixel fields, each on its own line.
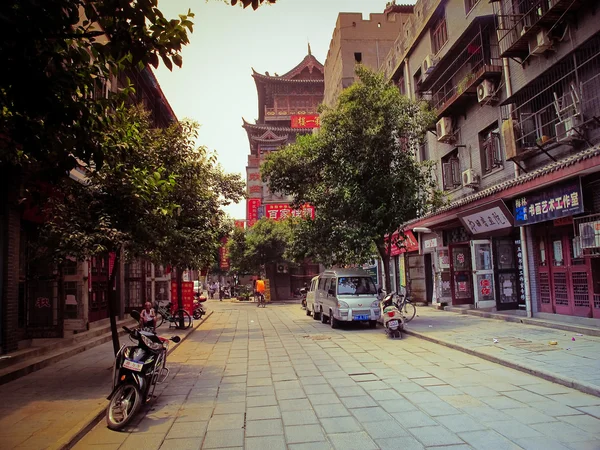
left=442, top=150, right=461, bottom=190
left=552, top=238, right=564, bottom=266
left=479, top=124, right=502, bottom=174
left=64, top=281, right=78, bottom=319
left=431, top=14, right=448, bottom=55
left=354, top=52, right=362, bottom=63
left=538, top=238, right=547, bottom=266
left=63, top=256, right=78, bottom=276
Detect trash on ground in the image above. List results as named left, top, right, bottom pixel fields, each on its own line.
left=566, top=347, right=571, bottom=351
left=493, top=338, right=499, bottom=343
left=549, top=341, right=558, bottom=345
left=572, top=337, right=576, bottom=341
left=428, top=325, right=433, bottom=328
left=575, top=333, right=583, bottom=336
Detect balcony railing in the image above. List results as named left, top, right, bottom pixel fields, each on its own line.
left=503, top=34, right=600, bottom=161
left=426, top=29, right=502, bottom=116
left=265, top=106, right=318, bottom=118
left=495, top=0, right=582, bottom=58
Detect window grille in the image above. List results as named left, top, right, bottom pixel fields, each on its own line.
left=442, top=152, right=461, bottom=190
left=480, top=127, right=502, bottom=174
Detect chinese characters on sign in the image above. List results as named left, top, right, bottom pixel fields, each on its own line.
left=234, top=220, right=246, bottom=230
left=515, top=239, right=526, bottom=305
left=171, top=281, right=194, bottom=315
left=246, top=198, right=262, bottom=228
left=220, top=237, right=230, bottom=270
left=514, top=179, right=583, bottom=226
left=291, top=114, right=320, bottom=129
left=458, top=201, right=514, bottom=235
left=389, top=230, right=419, bottom=256
left=259, top=204, right=315, bottom=221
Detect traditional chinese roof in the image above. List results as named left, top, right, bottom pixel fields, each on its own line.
left=242, top=119, right=314, bottom=135
left=406, top=144, right=600, bottom=228
left=250, top=129, right=288, bottom=144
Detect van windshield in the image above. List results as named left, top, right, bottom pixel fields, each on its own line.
left=337, top=277, right=377, bottom=295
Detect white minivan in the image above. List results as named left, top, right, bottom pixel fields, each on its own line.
left=312, top=268, right=380, bottom=329
left=306, top=276, right=320, bottom=318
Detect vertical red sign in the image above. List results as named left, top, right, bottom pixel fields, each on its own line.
left=246, top=198, right=262, bottom=227
left=220, top=237, right=230, bottom=271
left=170, top=281, right=194, bottom=315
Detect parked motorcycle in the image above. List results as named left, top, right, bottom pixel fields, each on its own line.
left=380, top=293, right=404, bottom=339
left=300, top=287, right=307, bottom=310
left=106, top=310, right=181, bottom=431
left=193, top=294, right=207, bottom=320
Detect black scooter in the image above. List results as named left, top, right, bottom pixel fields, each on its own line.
left=106, top=310, right=180, bottom=431
left=193, top=293, right=206, bottom=320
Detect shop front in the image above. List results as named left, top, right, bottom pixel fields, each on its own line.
left=514, top=177, right=598, bottom=318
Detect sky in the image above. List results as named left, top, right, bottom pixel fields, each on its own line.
left=153, top=0, right=395, bottom=220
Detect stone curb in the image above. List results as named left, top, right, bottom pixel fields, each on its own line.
left=53, top=310, right=214, bottom=450
left=404, top=328, right=600, bottom=398
left=443, top=306, right=600, bottom=337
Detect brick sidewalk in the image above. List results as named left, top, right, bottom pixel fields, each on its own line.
left=0, top=317, right=207, bottom=450
left=406, top=307, right=600, bottom=396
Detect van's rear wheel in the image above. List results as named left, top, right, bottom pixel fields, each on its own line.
left=320, top=308, right=328, bottom=324
left=306, top=306, right=311, bottom=316
left=313, top=308, right=320, bottom=320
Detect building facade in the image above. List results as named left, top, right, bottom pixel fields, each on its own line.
left=0, top=67, right=177, bottom=353
left=243, top=49, right=324, bottom=299
left=323, top=7, right=413, bottom=107
left=378, top=0, right=600, bottom=320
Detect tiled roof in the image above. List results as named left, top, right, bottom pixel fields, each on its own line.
left=406, top=145, right=600, bottom=226
left=251, top=71, right=324, bottom=84
left=242, top=120, right=314, bottom=134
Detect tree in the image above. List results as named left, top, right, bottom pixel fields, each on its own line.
left=262, top=66, right=439, bottom=292
left=226, top=218, right=292, bottom=300
left=230, top=0, right=277, bottom=9
left=41, top=106, right=244, bottom=351
left=0, top=0, right=194, bottom=171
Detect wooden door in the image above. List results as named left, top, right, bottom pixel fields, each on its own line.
left=449, top=244, right=474, bottom=305
left=494, top=238, right=520, bottom=311
left=566, top=229, right=593, bottom=317
left=549, top=231, right=571, bottom=315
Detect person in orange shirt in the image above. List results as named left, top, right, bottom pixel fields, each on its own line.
left=255, top=277, right=266, bottom=305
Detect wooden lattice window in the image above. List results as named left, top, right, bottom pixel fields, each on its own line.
left=442, top=151, right=461, bottom=190
left=465, top=0, right=479, bottom=14
left=480, top=125, right=502, bottom=174
left=431, top=15, right=448, bottom=55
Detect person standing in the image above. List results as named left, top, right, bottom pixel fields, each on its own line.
left=216, top=280, right=221, bottom=301
left=255, top=277, right=266, bottom=305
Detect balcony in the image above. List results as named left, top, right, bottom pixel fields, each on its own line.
left=424, top=24, right=502, bottom=117
left=495, top=0, right=584, bottom=58
left=265, top=106, right=318, bottom=120
left=502, top=34, right=600, bottom=163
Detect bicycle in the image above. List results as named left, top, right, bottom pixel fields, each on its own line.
left=154, top=302, right=192, bottom=329
left=256, top=292, right=266, bottom=308
left=396, top=286, right=416, bottom=322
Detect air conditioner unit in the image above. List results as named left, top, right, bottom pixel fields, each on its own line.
left=477, top=80, right=498, bottom=104
left=462, top=169, right=479, bottom=187
left=436, top=117, right=454, bottom=143
left=422, top=54, right=437, bottom=75
left=555, top=114, right=584, bottom=143
left=529, top=30, right=552, bottom=55
left=276, top=263, right=288, bottom=274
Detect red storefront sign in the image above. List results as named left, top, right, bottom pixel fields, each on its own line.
left=234, top=220, right=246, bottom=229
left=389, top=230, right=419, bottom=256
left=220, top=237, right=230, bottom=270
left=264, top=203, right=315, bottom=220
left=291, top=114, right=320, bottom=129
left=170, top=281, right=194, bottom=315
left=247, top=198, right=262, bottom=227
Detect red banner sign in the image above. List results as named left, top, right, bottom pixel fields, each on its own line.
left=264, top=203, right=315, bottom=220
left=291, top=114, right=320, bottom=129
left=219, top=237, right=230, bottom=270
left=234, top=220, right=246, bottom=229
left=171, top=281, right=194, bottom=315
left=389, top=230, right=419, bottom=256
left=247, top=198, right=262, bottom=227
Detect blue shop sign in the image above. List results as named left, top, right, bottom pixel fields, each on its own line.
left=513, top=178, right=583, bottom=226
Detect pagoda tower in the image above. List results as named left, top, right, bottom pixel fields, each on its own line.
left=243, top=47, right=324, bottom=299
left=244, top=47, right=324, bottom=227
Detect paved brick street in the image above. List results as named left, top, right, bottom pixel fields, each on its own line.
left=75, top=301, right=600, bottom=450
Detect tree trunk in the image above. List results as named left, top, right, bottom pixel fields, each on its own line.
left=108, top=250, right=121, bottom=356
left=375, top=239, right=392, bottom=293
left=176, top=268, right=184, bottom=328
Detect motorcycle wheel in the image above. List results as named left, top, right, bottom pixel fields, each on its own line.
left=193, top=308, right=204, bottom=320
left=106, top=382, right=142, bottom=431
